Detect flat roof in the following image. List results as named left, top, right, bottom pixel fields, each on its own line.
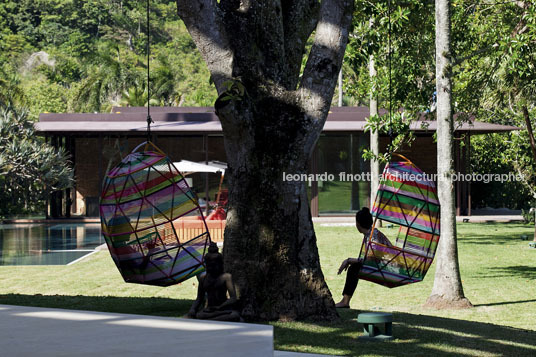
left=36, top=106, right=519, bottom=135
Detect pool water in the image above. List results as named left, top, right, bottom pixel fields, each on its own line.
left=0, top=223, right=104, bottom=266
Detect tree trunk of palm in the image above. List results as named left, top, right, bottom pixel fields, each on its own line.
left=177, top=0, right=354, bottom=321
left=369, top=18, right=380, bottom=213
left=369, top=53, right=380, bottom=209
left=425, top=0, right=472, bottom=309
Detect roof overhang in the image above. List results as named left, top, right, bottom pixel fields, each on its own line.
left=35, top=107, right=520, bottom=135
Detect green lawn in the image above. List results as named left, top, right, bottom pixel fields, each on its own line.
left=274, top=222, right=536, bottom=356
left=318, top=180, right=369, bottom=213
left=0, top=222, right=535, bottom=356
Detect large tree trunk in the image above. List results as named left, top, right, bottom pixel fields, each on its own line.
left=216, top=94, right=336, bottom=320
left=177, top=0, right=354, bottom=321
left=425, top=0, right=472, bottom=309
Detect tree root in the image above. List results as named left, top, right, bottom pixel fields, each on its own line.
left=423, top=294, right=473, bottom=310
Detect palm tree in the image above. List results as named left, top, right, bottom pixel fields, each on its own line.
left=425, top=0, right=472, bottom=309
left=151, top=56, right=181, bottom=106
left=72, top=42, right=141, bottom=112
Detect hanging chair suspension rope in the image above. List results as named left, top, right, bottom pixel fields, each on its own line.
left=362, top=2, right=395, bottom=264
left=146, top=0, right=153, bottom=142
left=100, top=2, right=212, bottom=286
left=358, top=6, right=442, bottom=287
left=388, top=0, right=393, bottom=145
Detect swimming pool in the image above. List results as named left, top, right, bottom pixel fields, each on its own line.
left=0, top=223, right=104, bottom=266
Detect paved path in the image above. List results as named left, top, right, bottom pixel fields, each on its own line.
left=0, top=304, right=330, bottom=357
left=456, top=215, right=524, bottom=223
left=3, top=215, right=524, bottom=225
left=313, top=215, right=524, bottom=226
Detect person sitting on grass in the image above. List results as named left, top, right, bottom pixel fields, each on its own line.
left=188, top=242, right=241, bottom=322
left=335, top=207, right=392, bottom=308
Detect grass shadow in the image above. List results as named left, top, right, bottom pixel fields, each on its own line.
left=482, top=265, right=536, bottom=280
left=2, top=294, right=536, bottom=356
left=457, top=223, right=534, bottom=245
left=459, top=237, right=521, bottom=245
left=0, top=293, right=192, bottom=318
left=473, top=298, right=536, bottom=307
left=274, top=309, right=536, bottom=356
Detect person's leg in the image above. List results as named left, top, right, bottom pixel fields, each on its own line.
left=336, top=262, right=361, bottom=308
left=209, top=310, right=241, bottom=322
left=195, top=309, right=240, bottom=321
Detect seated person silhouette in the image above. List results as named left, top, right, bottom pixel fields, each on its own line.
left=335, top=207, right=393, bottom=308
left=188, top=242, right=241, bottom=322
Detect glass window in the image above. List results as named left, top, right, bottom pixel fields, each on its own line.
left=317, top=133, right=370, bottom=215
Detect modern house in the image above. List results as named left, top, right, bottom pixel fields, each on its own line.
left=36, top=106, right=518, bottom=218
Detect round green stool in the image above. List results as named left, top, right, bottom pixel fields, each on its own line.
left=357, top=312, right=394, bottom=341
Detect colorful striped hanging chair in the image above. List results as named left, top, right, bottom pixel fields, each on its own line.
left=100, top=141, right=211, bottom=286
left=357, top=154, right=440, bottom=288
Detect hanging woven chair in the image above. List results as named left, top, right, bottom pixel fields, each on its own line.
left=357, top=154, right=441, bottom=288
left=100, top=141, right=211, bottom=286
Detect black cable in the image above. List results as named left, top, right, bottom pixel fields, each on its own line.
left=146, top=0, right=153, bottom=142
left=388, top=0, right=393, bottom=143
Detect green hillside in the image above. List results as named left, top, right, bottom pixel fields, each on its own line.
left=0, top=0, right=217, bottom=118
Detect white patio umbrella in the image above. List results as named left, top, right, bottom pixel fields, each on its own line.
left=172, top=160, right=228, bottom=215
left=173, top=160, right=226, bottom=174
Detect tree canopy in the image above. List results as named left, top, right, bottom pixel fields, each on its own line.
left=0, top=0, right=218, bottom=117
left=0, top=102, right=73, bottom=217
left=344, top=0, right=535, bottom=208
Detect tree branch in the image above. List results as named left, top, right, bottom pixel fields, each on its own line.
left=249, top=1, right=286, bottom=83
left=299, top=0, right=354, bottom=125
left=176, top=0, right=233, bottom=92
left=455, top=2, right=529, bottom=66
left=217, top=1, right=287, bottom=85
left=522, top=105, right=536, bottom=166
left=453, top=43, right=498, bottom=66
left=515, top=1, right=530, bottom=10
left=281, top=0, right=321, bottom=89
left=512, top=2, right=530, bottom=37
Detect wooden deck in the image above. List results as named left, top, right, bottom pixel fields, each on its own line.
left=159, top=217, right=226, bottom=243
